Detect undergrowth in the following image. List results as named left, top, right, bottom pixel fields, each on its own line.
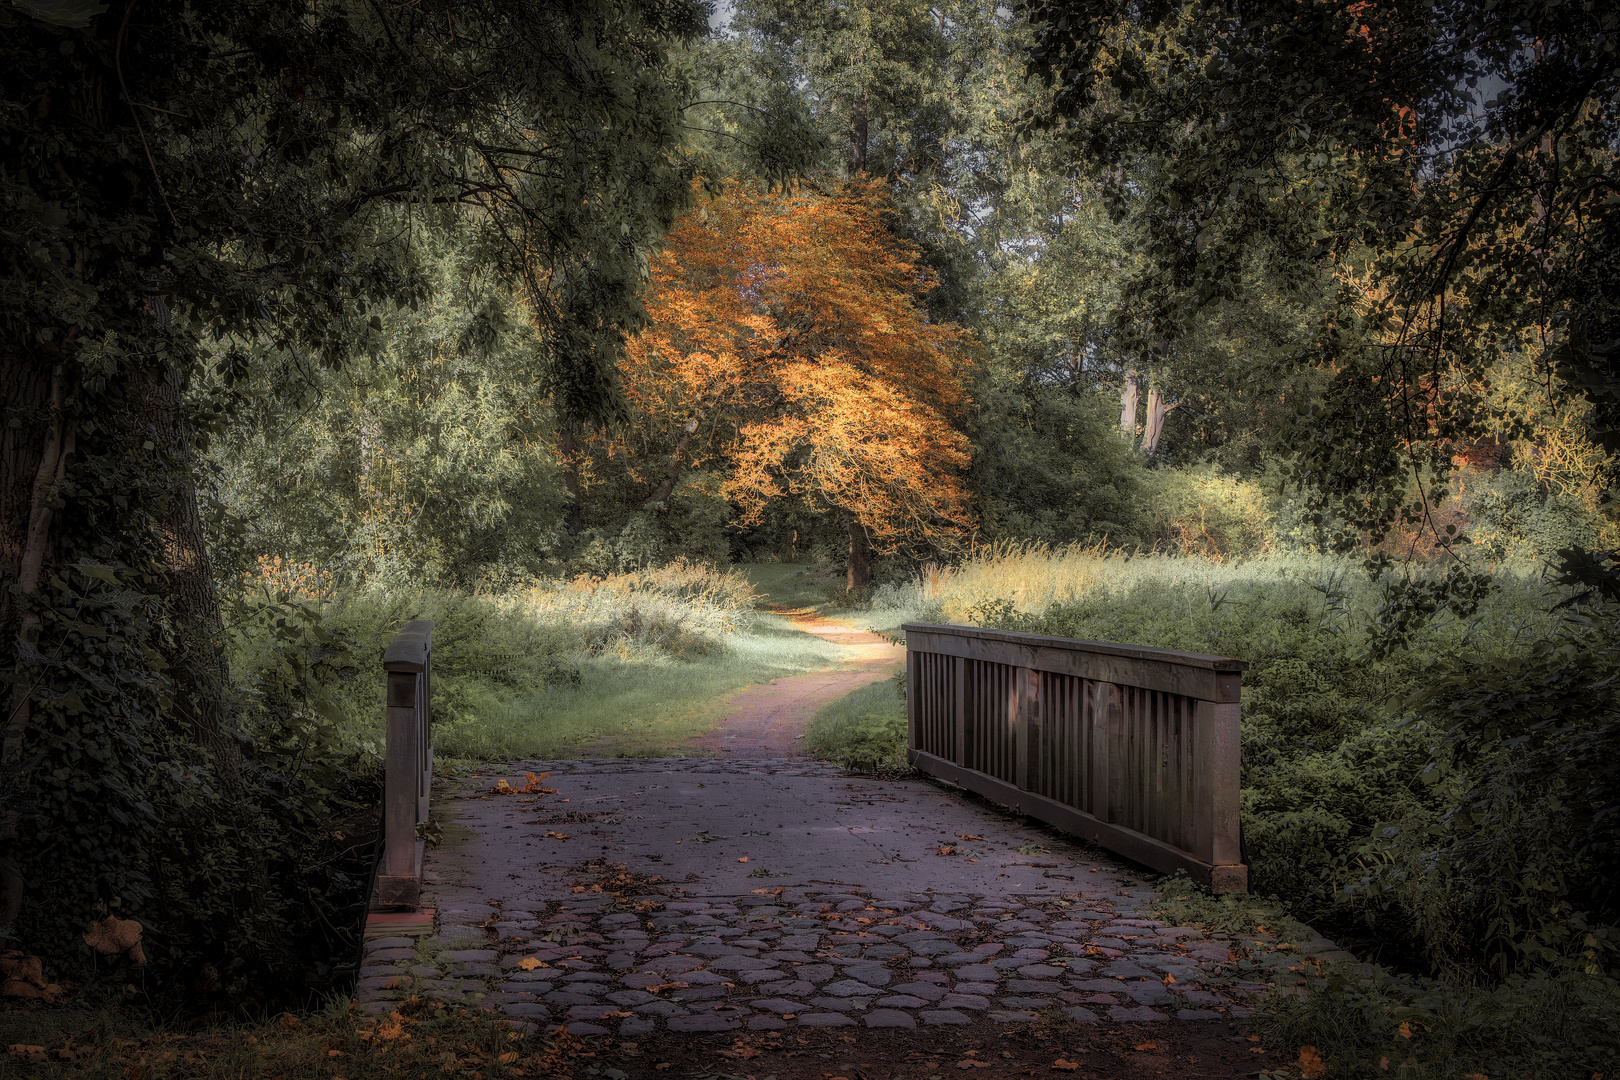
left=0, top=996, right=581, bottom=1080
left=845, top=544, right=1618, bottom=988
left=1152, top=876, right=1620, bottom=1079
left=228, top=558, right=848, bottom=763
left=801, top=673, right=910, bottom=774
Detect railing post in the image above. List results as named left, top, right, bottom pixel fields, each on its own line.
left=1196, top=696, right=1246, bottom=892
left=378, top=620, right=433, bottom=910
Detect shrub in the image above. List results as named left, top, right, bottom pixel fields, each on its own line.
left=803, top=675, right=909, bottom=773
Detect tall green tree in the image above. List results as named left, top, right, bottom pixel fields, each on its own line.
left=1, top=0, right=703, bottom=980
left=1025, top=0, right=1620, bottom=563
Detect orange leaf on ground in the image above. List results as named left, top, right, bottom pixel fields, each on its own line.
left=1295, top=1046, right=1326, bottom=1079
left=737, top=857, right=749, bottom=863
left=956, top=1061, right=991, bottom=1070
left=518, top=957, right=546, bottom=971
left=1133, top=1041, right=1157, bottom=1051
left=1052, top=1060, right=1081, bottom=1071
left=958, top=834, right=984, bottom=841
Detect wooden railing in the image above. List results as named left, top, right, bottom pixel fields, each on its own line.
left=376, top=620, right=433, bottom=910
left=904, top=623, right=1248, bottom=893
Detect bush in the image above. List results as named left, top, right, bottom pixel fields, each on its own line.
left=803, top=674, right=909, bottom=773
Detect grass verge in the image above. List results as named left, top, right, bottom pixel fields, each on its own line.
left=800, top=674, right=909, bottom=773
left=0, top=997, right=582, bottom=1080
left=1150, top=877, right=1620, bottom=1080
left=229, top=560, right=852, bottom=764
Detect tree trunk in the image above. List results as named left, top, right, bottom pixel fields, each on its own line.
left=1119, top=371, right=1140, bottom=445
left=848, top=89, right=869, bottom=177
left=1142, top=382, right=1179, bottom=456
left=639, top=413, right=701, bottom=511
left=557, top=422, right=584, bottom=536
left=845, top=520, right=871, bottom=592
left=143, top=366, right=238, bottom=781
left=0, top=359, right=75, bottom=944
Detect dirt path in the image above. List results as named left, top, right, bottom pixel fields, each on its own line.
left=683, top=606, right=904, bottom=758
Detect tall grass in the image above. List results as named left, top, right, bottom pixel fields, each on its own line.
left=227, top=559, right=849, bottom=763
left=855, top=540, right=1564, bottom=645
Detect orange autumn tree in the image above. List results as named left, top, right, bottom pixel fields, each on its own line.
left=618, top=180, right=975, bottom=586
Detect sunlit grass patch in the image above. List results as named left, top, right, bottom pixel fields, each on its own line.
left=447, top=611, right=850, bottom=760
left=228, top=560, right=854, bottom=765
left=739, top=561, right=845, bottom=612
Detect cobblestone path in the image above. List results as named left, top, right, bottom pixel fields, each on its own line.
left=357, top=758, right=1354, bottom=1039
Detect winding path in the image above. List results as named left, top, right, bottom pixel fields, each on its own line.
left=683, top=606, right=903, bottom=757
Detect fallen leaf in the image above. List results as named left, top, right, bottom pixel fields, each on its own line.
left=83, top=917, right=146, bottom=965
left=958, top=834, right=984, bottom=841
left=518, top=957, right=546, bottom=971
left=498, top=1052, right=519, bottom=1064
left=1162, top=973, right=1176, bottom=984
left=737, top=857, right=750, bottom=863
left=1133, top=1041, right=1157, bottom=1051
left=1398, top=1022, right=1414, bottom=1040
left=8, top=1046, right=46, bottom=1064
left=654, top=1064, right=672, bottom=1071
left=1380, top=1058, right=1390, bottom=1072
left=1052, top=1060, right=1081, bottom=1071
left=956, top=1061, right=992, bottom=1070
left=544, top=831, right=571, bottom=841
left=937, top=846, right=957, bottom=856
left=1296, top=1046, right=1326, bottom=1079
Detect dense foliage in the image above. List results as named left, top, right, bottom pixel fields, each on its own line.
left=1, top=0, right=706, bottom=996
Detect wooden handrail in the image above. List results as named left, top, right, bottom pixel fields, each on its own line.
left=904, top=623, right=1248, bottom=893
left=377, top=620, right=433, bottom=910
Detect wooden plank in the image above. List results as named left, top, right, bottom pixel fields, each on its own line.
left=908, top=750, right=1246, bottom=892
left=383, top=619, right=433, bottom=672
left=946, top=654, right=959, bottom=764
left=906, top=629, right=1243, bottom=701
left=904, top=623, right=1246, bottom=670
left=365, top=908, right=436, bottom=939
left=907, top=649, right=920, bottom=756
left=1015, top=666, right=1031, bottom=791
